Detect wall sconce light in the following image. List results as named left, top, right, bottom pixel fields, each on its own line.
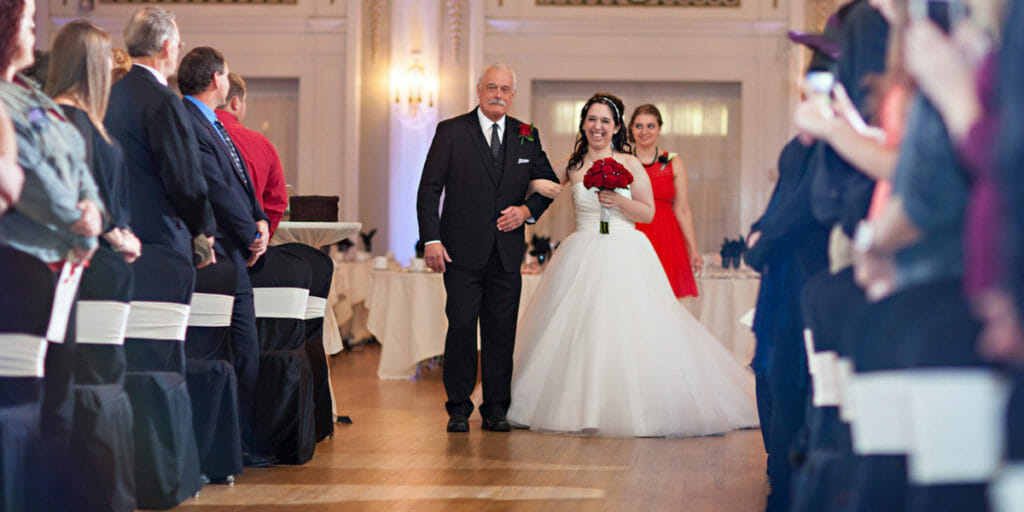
left=390, top=52, right=438, bottom=128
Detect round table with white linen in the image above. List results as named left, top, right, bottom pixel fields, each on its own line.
left=270, top=221, right=362, bottom=248
left=681, top=270, right=760, bottom=364
left=366, top=269, right=543, bottom=379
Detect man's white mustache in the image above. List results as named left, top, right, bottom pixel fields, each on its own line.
left=488, top=99, right=506, bottom=107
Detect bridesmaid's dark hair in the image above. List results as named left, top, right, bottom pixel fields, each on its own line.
left=627, top=104, right=663, bottom=144
left=567, top=93, right=630, bottom=172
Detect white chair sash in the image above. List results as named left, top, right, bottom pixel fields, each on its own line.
left=76, top=301, right=131, bottom=345
left=305, top=296, right=327, bottom=320
left=907, top=369, right=1010, bottom=485
left=124, top=301, right=190, bottom=341
left=0, top=333, right=48, bottom=377
left=188, top=293, right=235, bottom=327
left=850, top=370, right=912, bottom=455
left=806, top=329, right=841, bottom=407
left=253, top=287, right=309, bottom=319
left=990, top=462, right=1024, bottom=512
left=836, top=357, right=856, bottom=423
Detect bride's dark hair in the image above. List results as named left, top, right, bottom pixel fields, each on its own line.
left=566, top=93, right=630, bottom=172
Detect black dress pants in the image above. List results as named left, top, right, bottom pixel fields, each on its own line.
left=442, top=245, right=521, bottom=420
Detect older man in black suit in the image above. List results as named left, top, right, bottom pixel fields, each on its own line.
left=178, top=46, right=272, bottom=467
left=105, top=7, right=214, bottom=265
left=416, top=63, right=558, bottom=433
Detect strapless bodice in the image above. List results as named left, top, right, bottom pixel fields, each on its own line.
left=572, top=182, right=636, bottom=234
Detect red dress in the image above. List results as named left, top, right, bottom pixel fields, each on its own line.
left=636, top=155, right=699, bottom=298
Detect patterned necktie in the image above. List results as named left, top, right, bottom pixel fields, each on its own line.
left=490, top=122, right=501, bottom=161
left=213, top=120, right=249, bottom=186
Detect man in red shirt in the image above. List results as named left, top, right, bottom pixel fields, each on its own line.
left=215, top=73, right=288, bottom=236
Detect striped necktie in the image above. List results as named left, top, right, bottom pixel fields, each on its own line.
left=214, top=120, right=249, bottom=186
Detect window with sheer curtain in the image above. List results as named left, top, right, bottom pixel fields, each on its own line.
left=527, top=81, right=742, bottom=257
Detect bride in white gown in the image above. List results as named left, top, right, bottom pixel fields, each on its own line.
left=506, top=93, right=759, bottom=437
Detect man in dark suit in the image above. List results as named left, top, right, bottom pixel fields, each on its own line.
left=417, top=63, right=558, bottom=433
left=177, top=46, right=272, bottom=467
left=105, top=7, right=214, bottom=265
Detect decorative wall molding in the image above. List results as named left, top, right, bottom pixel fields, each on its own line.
left=446, top=0, right=463, bottom=62
left=536, top=0, right=739, bottom=6
left=370, top=0, right=386, bottom=60
left=99, top=0, right=298, bottom=4
left=487, top=17, right=785, bottom=37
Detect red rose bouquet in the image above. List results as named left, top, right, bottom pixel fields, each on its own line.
left=583, top=157, right=633, bottom=234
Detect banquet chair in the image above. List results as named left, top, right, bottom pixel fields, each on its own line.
left=249, top=246, right=316, bottom=464
left=278, top=242, right=335, bottom=441
left=69, top=247, right=137, bottom=512
left=123, top=245, right=203, bottom=509
left=185, top=257, right=243, bottom=483
left=0, top=246, right=54, bottom=511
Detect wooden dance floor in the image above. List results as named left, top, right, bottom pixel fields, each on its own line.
left=180, top=344, right=768, bottom=511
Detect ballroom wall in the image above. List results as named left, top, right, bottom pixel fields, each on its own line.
left=36, top=0, right=813, bottom=259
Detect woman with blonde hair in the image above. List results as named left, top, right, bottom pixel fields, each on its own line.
left=44, top=18, right=139, bottom=512
left=46, top=19, right=140, bottom=264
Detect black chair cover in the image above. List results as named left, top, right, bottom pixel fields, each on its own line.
left=125, top=245, right=194, bottom=374
left=185, top=252, right=244, bottom=480
left=76, top=247, right=132, bottom=385
left=185, top=359, right=243, bottom=480
left=68, top=384, right=136, bottom=512
left=250, top=247, right=311, bottom=352
left=123, top=371, right=202, bottom=509
left=278, top=243, right=335, bottom=441
left=67, top=247, right=137, bottom=512
left=252, top=350, right=315, bottom=465
left=0, top=246, right=54, bottom=511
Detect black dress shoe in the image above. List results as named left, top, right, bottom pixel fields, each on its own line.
left=243, top=452, right=278, bottom=467
left=208, top=475, right=235, bottom=485
left=481, top=417, right=511, bottom=432
left=447, top=416, right=469, bottom=432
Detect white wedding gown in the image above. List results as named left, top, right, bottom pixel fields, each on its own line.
left=507, top=182, right=759, bottom=437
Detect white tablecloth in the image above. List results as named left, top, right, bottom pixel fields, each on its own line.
left=327, top=258, right=374, bottom=354
left=682, top=273, right=760, bottom=364
left=366, top=270, right=543, bottom=379
left=270, top=221, right=361, bottom=248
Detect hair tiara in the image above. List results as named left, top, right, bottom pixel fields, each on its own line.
left=587, top=95, right=621, bottom=121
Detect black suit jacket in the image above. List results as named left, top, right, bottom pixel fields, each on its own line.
left=105, top=66, right=213, bottom=261
left=417, top=108, right=558, bottom=272
left=182, top=99, right=267, bottom=252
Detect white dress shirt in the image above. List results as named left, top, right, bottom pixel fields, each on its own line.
left=477, top=108, right=506, bottom=145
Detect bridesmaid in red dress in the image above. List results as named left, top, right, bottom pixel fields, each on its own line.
left=629, top=104, right=702, bottom=298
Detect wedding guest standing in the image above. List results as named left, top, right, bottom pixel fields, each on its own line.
left=629, top=104, right=701, bottom=298
left=45, top=20, right=140, bottom=511
left=179, top=47, right=272, bottom=467
left=416, top=63, right=558, bottom=433
left=215, top=72, right=287, bottom=237
left=105, top=6, right=214, bottom=268
left=0, top=0, right=105, bottom=508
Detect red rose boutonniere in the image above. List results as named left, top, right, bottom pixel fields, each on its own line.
left=518, top=123, right=535, bottom=145
left=583, top=157, right=634, bottom=234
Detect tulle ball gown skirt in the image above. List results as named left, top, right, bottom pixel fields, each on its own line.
left=507, top=210, right=758, bottom=438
